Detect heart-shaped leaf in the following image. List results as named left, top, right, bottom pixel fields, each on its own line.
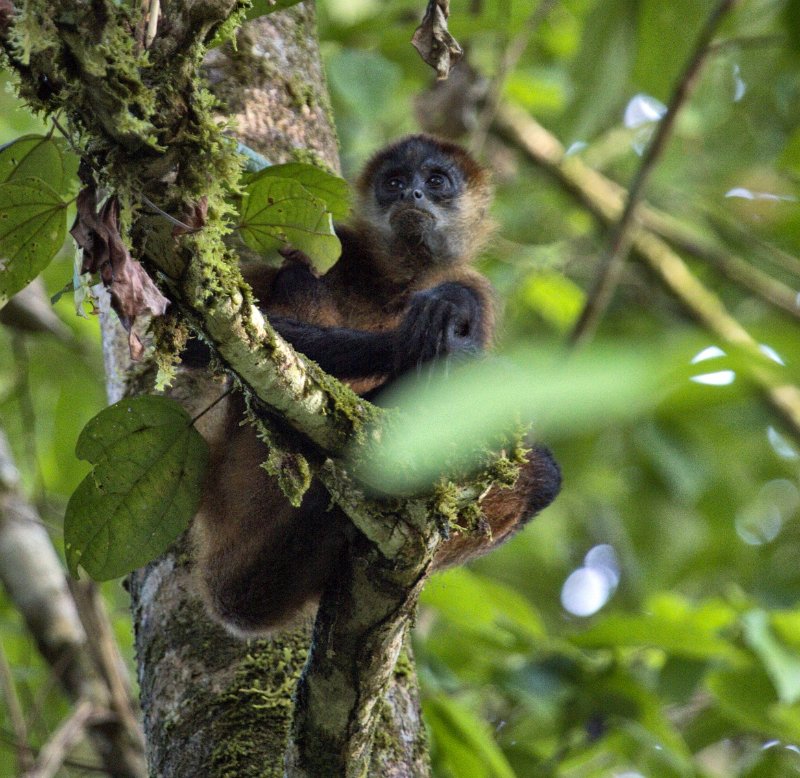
left=64, top=396, right=208, bottom=580
left=0, top=135, right=68, bottom=193
left=246, top=163, right=350, bottom=220
left=0, top=178, right=67, bottom=305
left=239, top=175, right=341, bottom=267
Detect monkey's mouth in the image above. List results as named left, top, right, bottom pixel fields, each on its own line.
left=389, top=205, right=435, bottom=239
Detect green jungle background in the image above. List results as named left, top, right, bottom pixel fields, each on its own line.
left=2, top=0, right=800, bottom=775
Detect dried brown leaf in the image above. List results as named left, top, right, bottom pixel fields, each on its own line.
left=0, top=1, right=14, bottom=33
left=172, top=196, right=208, bottom=236
left=411, top=0, right=463, bottom=80
left=71, top=187, right=169, bottom=359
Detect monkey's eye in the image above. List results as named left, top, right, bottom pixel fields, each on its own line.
left=425, top=173, right=453, bottom=191
left=385, top=177, right=405, bottom=191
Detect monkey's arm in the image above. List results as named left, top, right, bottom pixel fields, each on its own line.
left=269, top=315, right=396, bottom=377
left=269, top=281, right=486, bottom=379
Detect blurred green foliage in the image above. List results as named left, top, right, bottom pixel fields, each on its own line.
left=318, top=0, right=800, bottom=775
left=1, top=0, right=800, bottom=775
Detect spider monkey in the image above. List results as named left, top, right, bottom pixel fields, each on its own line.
left=187, top=135, right=561, bottom=635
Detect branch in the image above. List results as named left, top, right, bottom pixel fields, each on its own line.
left=638, top=209, right=800, bottom=320
left=23, top=697, right=108, bottom=778
left=1, top=0, right=381, bottom=458
left=494, top=103, right=800, bottom=439
left=570, top=0, right=741, bottom=346
left=0, top=639, right=33, bottom=773
left=287, top=492, right=438, bottom=776
left=0, top=431, right=146, bottom=777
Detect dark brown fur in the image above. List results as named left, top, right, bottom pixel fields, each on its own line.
left=190, top=135, right=560, bottom=635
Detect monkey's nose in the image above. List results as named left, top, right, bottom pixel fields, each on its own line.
left=412, top=189, right=424, bottom=200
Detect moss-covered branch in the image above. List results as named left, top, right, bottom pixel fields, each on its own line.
left=287, top=495, right=438, bottom=777
left=1, top=0, right=380, bottom=456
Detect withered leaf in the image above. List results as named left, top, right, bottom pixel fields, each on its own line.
left=411, top=0, right=463, bottom=80
left=71, top=187, right=169, bottom=359
left=172, top=196, right=208, bottom=236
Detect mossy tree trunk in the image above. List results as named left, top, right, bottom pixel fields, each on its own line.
left=121, top=6, right=430, bottom=777
left=0, top=0, right=433, bottom=772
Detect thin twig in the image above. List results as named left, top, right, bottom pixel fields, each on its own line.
left=0, top=641, right=34, bottom=773
left=69, top=582, right=144, bottom=746
left=145, top=0, right=160, bottom=48
left=706, top=210, right=800, bottom=280
left=23, top=698, right=107, bottom=778
left=10, top=336, right=45, bottom=502
left=570, top=0, right=741, bottom=346
left=639, top=208, right=800, bottom=319
left=471, top=0, right=557, bottom=156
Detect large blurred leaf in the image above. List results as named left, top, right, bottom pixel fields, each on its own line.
left=356, top=345, right=675, bottom=494
left=64, top=396, right=208, bottom=580
left=238, top=175, right=341, bottom=267
left=0, top=178, right=67, bottom=306
left=424, top=694, right=516, bottom=778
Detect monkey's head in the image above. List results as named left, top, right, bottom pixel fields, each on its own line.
left=355, top=135, right=494, bottom=273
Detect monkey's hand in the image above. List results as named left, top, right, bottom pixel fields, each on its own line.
left=394, top=282, right=484, bottom=374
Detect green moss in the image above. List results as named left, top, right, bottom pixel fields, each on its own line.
left=209, top=635, right=310, bottom=778
left=289, top=146, right=334, bottom=174
left=152, top=313, right=191, bottom=391
left=392, top=648, right=415, bottom=682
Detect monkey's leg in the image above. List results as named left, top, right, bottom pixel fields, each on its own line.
left=191, top=402, right=348, bottom=634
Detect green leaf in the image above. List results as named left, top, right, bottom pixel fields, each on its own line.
left=422, top=568, right=545, bottom=644
left=238, top=175, right=341, bottom=267
left=784, top=0, right=800, bottom=55
left=247, top=163, right=350, bottom=220
left=0, top=178, right=67, bottom=306
left=519, top=270, right=585, bottom=333
left=64, top=396, right=208, bottom=580
left=707, top=664, right=800, bottom=743
left=424, top=694, right=516, bottom=778
left=566, top=0, right=636, bottom=139
left=0, top=135, right=66, bottom=192
left=742, top=609, right=800, bottom=705
left=634, top=0, right=717, bottom=98
left=355, top=345, right=674, bottom=495
left=572, top=593, right=746, bottom=664
left=246, top=0, right=304, bottom=20
left=327, top=50, right=402, bottom=118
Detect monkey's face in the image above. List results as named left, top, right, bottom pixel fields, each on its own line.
left=357, top=136, right=485, bottom=265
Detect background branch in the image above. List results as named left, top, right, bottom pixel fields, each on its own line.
left=0, top=430, right=145, bottom=777
left=495, top=103, right=800, bottom=438
left=570, top=0, right=741, bottom=346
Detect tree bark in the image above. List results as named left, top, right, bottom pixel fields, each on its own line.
left=122, top=5, right=430, bottom=776
left=0, top=429, right=145, bottom=777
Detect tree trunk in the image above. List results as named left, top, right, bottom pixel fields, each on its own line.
left=120, top=5, right=431, bottom=776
